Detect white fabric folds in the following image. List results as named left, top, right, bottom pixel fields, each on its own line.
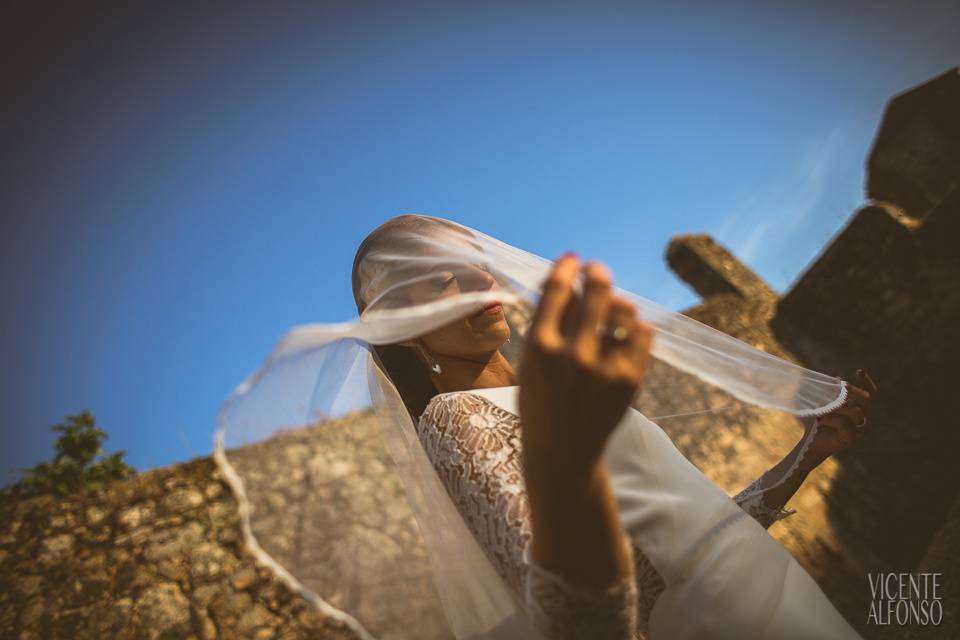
left=213, top=214, right=858, bottom=639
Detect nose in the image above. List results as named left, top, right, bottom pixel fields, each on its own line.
left=463, top=265, right=498, bottom=292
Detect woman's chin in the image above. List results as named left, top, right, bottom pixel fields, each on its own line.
left=468, top=313, right=505, bottom=328
left=467, top=315, right=510, bottom=342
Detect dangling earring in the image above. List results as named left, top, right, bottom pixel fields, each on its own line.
left=417, top=340, right=442, bottom=374
left=506, top=336, right=511, bottom=343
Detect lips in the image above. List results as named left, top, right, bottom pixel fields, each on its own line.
left=471, top=301, right=503, bottom=317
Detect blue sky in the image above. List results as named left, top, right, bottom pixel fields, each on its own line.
left=2, top=1, right=958, bottom=482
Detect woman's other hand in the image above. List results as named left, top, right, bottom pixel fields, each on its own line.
left=518, top=252, right=655, bottom=475
left=805, top=369, right=878, bottom=466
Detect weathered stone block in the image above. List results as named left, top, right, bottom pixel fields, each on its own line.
left=867, top=67, right=960, bottom=219
left=666, top=233, right=777, bottom=303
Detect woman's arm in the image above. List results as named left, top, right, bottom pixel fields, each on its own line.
left=732, top=434, right=816, bottom=528
left=734, top=370, right=877, bottom=529
left=522, top=451, right=634, bottom=590
left=519, top=255, right=653, bottom=593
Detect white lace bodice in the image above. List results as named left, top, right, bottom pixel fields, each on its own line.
left=416, top=391, right=797, bottom=639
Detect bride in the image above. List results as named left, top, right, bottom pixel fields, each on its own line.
left=218, top=213, right=876, bottom=639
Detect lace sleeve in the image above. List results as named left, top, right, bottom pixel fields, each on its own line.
left=732, top=477, right=796, bottom=529
left=417, top=393, right=640, bottom=639
left=732, top=421, right=823, bottom=529
left=524, top=539, right=639, bottom=640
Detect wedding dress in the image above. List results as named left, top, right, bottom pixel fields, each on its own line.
left=214, top=213, right=862, bottom=640
left=418, top=386, right=860, bottom=639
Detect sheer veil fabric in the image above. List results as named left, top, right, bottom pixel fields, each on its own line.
left=213, top=214, right=858, bottom=639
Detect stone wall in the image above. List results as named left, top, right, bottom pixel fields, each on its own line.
left=0, top=403, right=458, bottom=640
left=0, top=456, right=362, bottom=639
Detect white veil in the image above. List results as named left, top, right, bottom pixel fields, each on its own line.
left=213, top=214, right=852, bottom=639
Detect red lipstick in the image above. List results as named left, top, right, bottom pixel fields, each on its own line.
left=472, top=302, right=503, bottom=317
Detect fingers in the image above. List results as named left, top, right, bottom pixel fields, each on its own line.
left=532, top=255, right=654, bottom=381
left=630, top=319, right=655, bottom=378
left=817, top=368, right=877, bottom=451
left=606, top=295, right=636, bottom=323
left=571, top=262, right=613, bottom=355
left=602, top=296, right=637, bottom=354
left=845, top=369, right=876, bottom=404
left=857, top=368, right=878, bottom=394
left=847, top=385, right=870, bottom=405
left=601, top=295, right=654, bottom=382
left=531, top=253, right=580, bottom=348
left=845, top=377, right=873, bottom=418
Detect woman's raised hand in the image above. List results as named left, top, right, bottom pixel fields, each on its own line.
left=518, top=253, right=653, bottom=591
left=518, top=252, right=655, bottom=474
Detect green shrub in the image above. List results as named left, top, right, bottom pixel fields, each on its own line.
left=10, top=410, right=135, bottom=498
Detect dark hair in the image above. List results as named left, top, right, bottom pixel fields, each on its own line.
left=351, top=215, right=474, bottom=421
